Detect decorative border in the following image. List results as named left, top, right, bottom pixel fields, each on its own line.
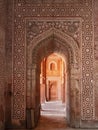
left=12, top=0, right=94, bottom=120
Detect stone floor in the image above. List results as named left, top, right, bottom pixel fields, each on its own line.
left=7, top=101, right=97, bottom=130
left=34, top=101, right=96, bottom=130
left=35, top=101, right=67, bottom=130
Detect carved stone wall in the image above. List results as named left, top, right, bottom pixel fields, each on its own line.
left=94, top=0, right=98, bottom=120
left=5, top=0, right=98, bottom=128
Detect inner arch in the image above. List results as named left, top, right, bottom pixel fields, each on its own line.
left=27, top=28, right=79, bottom=67
left=26, top=30, right=80, bottom=128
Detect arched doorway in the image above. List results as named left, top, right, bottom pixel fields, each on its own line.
left=26, top=29, right=80, bottom=128
left=40, top=53, right=67, bottom=128
left=40, top=53, right=66, bottom=103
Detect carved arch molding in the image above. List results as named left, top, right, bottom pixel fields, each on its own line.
left=12, top=0, right=95, bottom=124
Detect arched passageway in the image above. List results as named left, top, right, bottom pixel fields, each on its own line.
left=26, top=29, right=80, bottom=129
left=39, top=53, right=67, bottom=129
left=40, top=53, right=66, bottom=103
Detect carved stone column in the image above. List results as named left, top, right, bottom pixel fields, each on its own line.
left=27, top=64, right=41, bottom=128
left=26, top=65, right=36, bottom=128
left=70, top=67, right=80, bottom=128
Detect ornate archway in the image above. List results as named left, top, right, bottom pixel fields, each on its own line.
left=9, top=1, right=95, bottom=129
left=26, top=29, right=81, bottom=128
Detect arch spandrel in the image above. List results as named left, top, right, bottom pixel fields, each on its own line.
left=27, top=28, right=80, bottom=68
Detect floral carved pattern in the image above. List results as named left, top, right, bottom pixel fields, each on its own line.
left=12, top=0, right=94, bottom=120
left=26, top=19, right=81, bottom=45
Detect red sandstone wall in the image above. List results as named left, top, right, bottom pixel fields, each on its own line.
left=0, top=0, right=6, bottom=129
left=94, top=0, right=98, bottom=60
left=94, top=0, right=98, bottom=120
left=5, top=0, right=13, bottom=127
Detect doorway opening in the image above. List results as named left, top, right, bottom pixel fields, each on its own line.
left=40, top=53, right=69, bottom=128
left=40, top=53, right=66, bottom=103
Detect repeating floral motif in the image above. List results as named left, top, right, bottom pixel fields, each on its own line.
left=12, top=0, right=94, bottom=120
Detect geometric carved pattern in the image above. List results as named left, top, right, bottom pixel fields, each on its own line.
left=94, top=0, right=98, bottom=61
left=26, top=19, right=81, bottom=66
left=12, top=0, right=94, bottom=120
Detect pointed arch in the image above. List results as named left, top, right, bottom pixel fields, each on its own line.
left=27, top=28, right=80, bottom=68
left=26, top=28, right=81, bottom=128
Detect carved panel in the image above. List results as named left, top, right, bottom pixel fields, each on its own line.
left=12, top=0, right=94, bottom=120
left=26, top=19, right=81, bottom=45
